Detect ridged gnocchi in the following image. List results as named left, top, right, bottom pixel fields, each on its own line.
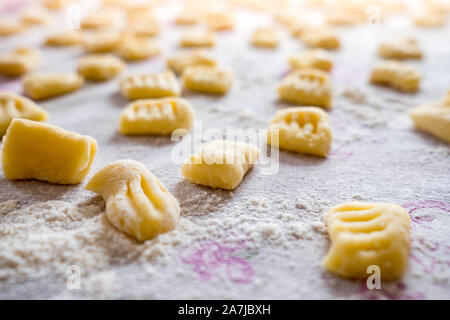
left=378, top=38, right=423, bottom=60
left=370, top=60, right=421, bottom=92
left=116, top=36, right=160, bottom=61
left=180, top=30, right=215, bottom=48
left=2, top=119, right=97, bottom=184
left=182, top=66, right=233, bottom=95
left=251, top=27, right=279, bottom=48
left=288, top=49, right=333, bottom=72
left=301, top=27, right=340, bottom=50
left=23, top=72, right=84, bottom=100
left=120, top=71, right=181, bottom=100
left=0, top=47, right=41, bottom=77
left=167, top=50, right=216, bottom=74
left=410, top=92, right=450, bottom=143
left=45, top=31, right=82, bottom=46
left=85, top=160, right=180, bottom=241
left=267, top=107, right=332, bottom=157
left=83, top=31, right=121, bottom=53
left=77, top=54, right=125, bottom=81
left=181, top=140, right=260, bottom=190
left=323, top=202, right=411, bottom=280
left=0, top=92, right=48, bottom=136
left=278, top=68, right=332, bottom=109
left=119, top=97, right=194, bottom=135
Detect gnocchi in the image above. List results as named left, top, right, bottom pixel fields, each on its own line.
left=119, top=97, right=194, bottom=135
left=45, top=31, right=82, bottom=46
left=23, top=72, right=84, bottom=100
left=251, top=27, right=279, bottom=48
left=181, top=140, right=260, bottom=190
left=205, top=12, right=234, bottom=31
left=180, top=30, right=215, bottom=48
left=0, top=21, right=26, bottom=36
left=182, top=66, right=233, bottom=95
left=22, top=7, right=53, bottom=25
left=83, top=31, right=121, bottom=53
left=81, top=9, right=119, bottom=29
left=2, top=119, right=97, bottom=184
left=116, top=36, right=160, bottom=61
left=301, top=27, right=340, bottom=50
left=0, top=92, right=49, bottom=136
left=77, top=54, right=125, bottom=81
left=370, top=60, right=421, bottom=92
left=288, top=49, right=333, bottom=72
left=167, top=50, right=216, bottom=74
left=278, top=68, right=332, bottom=109
left=267, top=107, right=332, bottom=157
left=127, top=18, right=159, bottom=37
left=409, top=92, right=450, bottom=143
left=323, top=202, right=411, bottom=280
left=378, top=38, right=423, bottom=60
left=85, top=160, right=180, bottom=241
left=175, top=11, right=201, bottom=25
left=0, top=47, right=41, bottom=77
left=120, top=71, right=181, bottom=100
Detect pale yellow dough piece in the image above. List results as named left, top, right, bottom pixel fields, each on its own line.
left=205, top=12, right=234, bottom=31
left=414, top=10, right=446, bottom=27
left=167, top=50, right=216, bottom=74
left=83, top=31, right=121, bottom=53
left=116, top=36, right=160, bottom=61
left=120, top=71, right=181, bottom=100
left=370, top=60, right=421, bottom=92
left=378, top=38, right=423, bottom=60
left=180, top=30, right=215, bottom=48
left=288, top=49, right=333, bottom=72
left=22, top=7, right=53, bottom=25
left=0, top=92, right=48, bottom=136
left=181, top=140, right=260, bottom=190
left=42, top=0, right=70, bottom=10
left=301, top=27, right=340, bottom=50
left=267, top=107, right=332, bottom=157
left=45, top=31, right=82, bottom=46
left=409, top=92, right=450, bottom=143
left=323, top=202, right=411, bottom=280
left=85, top=159, right=180, bottom=241
left=175, top=11, right=201, bottom=25
left=81, top=9, right=119, bottom=29
left=182, top=66, right=233, bottom=95
left=2, top=119, right=97, bottom=184
left=0, top=21, right=26, bottom=36
left=0, top=47, right=41, bottom=77
left=119, top=97, right=194, bottom=135
left=278, top=68, right=332, bottom=109
left=77, top=54, right=125, bottom=81
left=23, top=72, right=83, bottom=100
left=251, top=27, right=279, bottom=48
left=127, top=18, right=159, bottom=37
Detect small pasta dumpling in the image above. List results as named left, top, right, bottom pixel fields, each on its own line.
left=414, top=10, right=446, bottom=27
left=278, top=68, right=332, bottom=109
left=182, top=66, right=233, bottom=95
left=167, top=50, right=216, bottom=74
left=370, top=60, right=421, bottom=92
left=267, top=107, right=332, bottom=157
left=77, top=54, right=125, bottom=81
left=127, top=17, right=159, bottom=37
left=119, top=97, right=194, bottom=135
left=181, top=140, right=260, bottom=190
left=0, top=92, right=48, bottom=136
left=0, top=20, right=27, bottom=36
left=251, top=26, right=279, bottom=48
left=2, top=119, right=97, bottom=184
left=85, top=160, right=180, bottom=241
left=45, top=31, right=82, bottom=46
left=23, top=72, right=84, bottom=100
left=409, top=91, right=450, bottom=143
left=180, top=30, right=215, bottom=48
left=82, top=30, right=121, bottom=53
left=42, top=0, right=70, bottom=10
left=300, top=27, right=340, bottom=50
left=205, top=12, right=234, bottom=31
left=81, top=9, right=120, bottom=29
left=378, top=37, right=423, bottom=60
left=288, top=49, right=333, bottom=72
left=323, top=202, right=411, bottom=280
left=120, top=71, right=181, bottom=100
left=0, top=47, right=41, bottom=77
left=21, top=7, right=53, bottom=25
left=115, top=36, right=160, bottom=61
left=175, top=10, right=201, bottom=25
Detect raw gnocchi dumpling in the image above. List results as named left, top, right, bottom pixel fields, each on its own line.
left=119, top=97, right=194, bottom=135
left=77, top=54, right=125, bottom=81
left=409, top=92, right=450, bottom=143
left=0, top=47, right=41, bottom=77
left=2, top=119, right=97, bottom=184
left=0, top=92, right=49, bottom=136
left=205, top=12, right=234, bottom=31
left=251, top=27, right=279, bottom=48
left=300, top=27, right=340, bottom=50
left=22, top=7, right=53, bottom=25
left=81, top=9, right=119, bottom=29
left=127, top=18, right=159, bottom=37
left=378, top=37, right=423, bottom=60
left=323, top=202, right=411, bottom=280
left=116, top=36, right=160, bottom=61
left=23, top=72, right=84, bottom=100
left=288, top=49, right=333, bottom=72
left=120, top=71, right=181, bottom=100
left=180, top=30, right=215, bottom=48
left=370, top=60, right=421, bottom=92
left=278, top=68, right=332, bottom=109
left=267, top=107, right=332, bottom=157
left=182, top=66, right=233, bottom=95
left=85, top=160, right=180, bottom=241
left=45, top=31, right=82, bottom=46
left=167, top=50, right=216, bottom=74
left=0, top=21, right=26, bottom=36
left=83, top=30, right=121, bottom=53
left=181, top=140, right=260, bottom=190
